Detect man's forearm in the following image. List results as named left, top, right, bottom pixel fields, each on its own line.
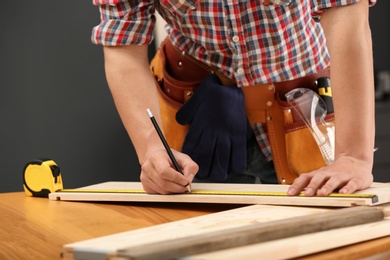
left=103, top=45, right=164, bottom=164
left=321, top=1, right=375, bottom=164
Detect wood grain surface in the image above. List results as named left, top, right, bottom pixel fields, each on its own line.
left=0, top=192, right=237, bottom=260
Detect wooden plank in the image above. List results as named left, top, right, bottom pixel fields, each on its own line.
left=116, top=207, right=386, bottom=260
left=49, top=182, right=390, bottom=207
left=62, top=205, right=329, bottom=259
left=62, top=203, right=390, bottom=260
left=187, top=217, right=390, bottom=260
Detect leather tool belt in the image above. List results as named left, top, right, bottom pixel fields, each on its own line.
left=150, top=37, right=334, bottom=184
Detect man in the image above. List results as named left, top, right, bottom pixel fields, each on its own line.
left=91, top=0, right=376, bottom=196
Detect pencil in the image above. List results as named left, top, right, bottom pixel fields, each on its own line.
left=146, top=108, right=191, bottom=193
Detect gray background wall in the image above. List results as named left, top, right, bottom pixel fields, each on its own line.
left=1, top=1, right=141, bottom=192
left=1, top=1, right=389, bottom=193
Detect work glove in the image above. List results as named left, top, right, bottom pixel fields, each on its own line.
left=176, top=74, right=249, bottom=181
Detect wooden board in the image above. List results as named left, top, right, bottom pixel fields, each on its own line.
left=62, top=203, right=390, bottom=260
left=49, top=181, right=390, bottom=207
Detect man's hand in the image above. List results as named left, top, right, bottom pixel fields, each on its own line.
left=140, top=149, right=198, bottom=194
left=287, top=155, right=373, bottom=196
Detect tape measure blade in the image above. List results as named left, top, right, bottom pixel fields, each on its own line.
left=58, top=189, right=377, bottom=203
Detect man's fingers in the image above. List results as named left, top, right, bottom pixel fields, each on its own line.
left=316, top=175, right=348, bottom=196
left=173, top=149, right=198, bottom=184
left=288, top=156, right=374, bottom=197
left=338, top=178, right=367, bottom=194
left=287, top=173, right=312, bottom=196
left=141, top=152, right=192, bottom=194
left=141, top=172, right=189, bottom=194
left=302, top=173, right=329, bottom=196
left=288, top=172, right=330, bottom=197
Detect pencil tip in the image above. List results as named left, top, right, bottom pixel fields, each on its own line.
left=186, top=184, right=192, bottom=193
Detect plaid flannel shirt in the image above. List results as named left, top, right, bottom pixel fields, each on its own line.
left=92, top=0, right=376, bottom=87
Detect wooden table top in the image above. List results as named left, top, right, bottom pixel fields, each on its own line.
left=1, top=192, right=390, bottom=260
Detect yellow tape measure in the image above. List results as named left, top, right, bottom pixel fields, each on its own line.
left=23, top=158, right=63, bottom=197
left=58, top=188, right=378, bottom=203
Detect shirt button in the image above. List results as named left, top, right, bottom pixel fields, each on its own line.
left=237, top=68, right=244, bottom=74
left=232, top=35, right=239, bottom=42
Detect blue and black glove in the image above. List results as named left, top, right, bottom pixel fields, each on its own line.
left=176, top=74, right=249, bottom=181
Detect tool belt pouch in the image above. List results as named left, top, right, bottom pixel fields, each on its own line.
left=264, top=77, right=334, bottom=184
left=149, top=38, right=212, bottom=151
